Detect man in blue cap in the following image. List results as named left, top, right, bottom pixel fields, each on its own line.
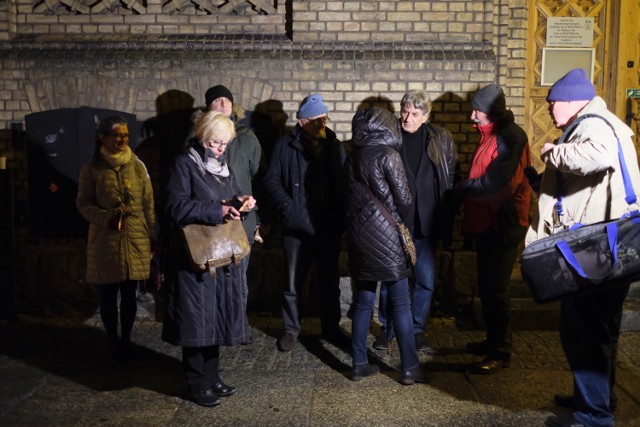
left=264, top=93, right=347, bottom=351
left=526, top=68, right=640, bottom=427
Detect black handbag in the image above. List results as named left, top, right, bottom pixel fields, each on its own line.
left=521, top=114, right=640, bottom=303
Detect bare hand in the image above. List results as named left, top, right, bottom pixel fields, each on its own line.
left=541, top=143, right=555, bottom=156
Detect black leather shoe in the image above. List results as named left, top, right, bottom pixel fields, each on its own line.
left=186, top=389, right=222, bottom=407
left=212, top=381, right=237, bottom=397
left=400, top=365, right=429, bottom=385
left=553, top=394, right=575, bottom=409
left=466, top=340, right=489, bottom=356
left=415, top=333, right=437, bottom=354
left=470, top=357, right=510, bottom=374
left=350, top=363, right=380, bottom=381
left=372, top=335, right=387, bottom=351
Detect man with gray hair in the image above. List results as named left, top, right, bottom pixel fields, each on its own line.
left=264, top=93, right=347, bottom=352
left=374, top=89, right=458, bottom=354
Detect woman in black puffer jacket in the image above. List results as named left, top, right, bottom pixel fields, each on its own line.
left=345, top=107, right=427, bottom=385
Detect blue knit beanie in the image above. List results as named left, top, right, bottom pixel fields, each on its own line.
left=547, top=68, right=596, bottom=102
left=296, top=94, right=329, bottom=120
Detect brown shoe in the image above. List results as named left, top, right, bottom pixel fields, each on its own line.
left=277, top=331, right=298, bottom=352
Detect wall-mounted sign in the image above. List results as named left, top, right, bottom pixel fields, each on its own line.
left=627, top=89, right=640, bottom=98
left=546, top=17, right=594, bottom=48
left=541, top=48, right=595, bottom=86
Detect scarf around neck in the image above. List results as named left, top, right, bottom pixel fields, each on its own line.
left=188, top=145, right=230, bottom=178
left=100, top=146, right=132, bottom=169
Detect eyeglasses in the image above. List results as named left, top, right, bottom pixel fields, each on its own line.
left=108, top=133, right=130, bottom=140
left=209, top=140, right=230, bottom=148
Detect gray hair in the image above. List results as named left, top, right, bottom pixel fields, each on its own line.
left=400, top=90, right=432, bottom=116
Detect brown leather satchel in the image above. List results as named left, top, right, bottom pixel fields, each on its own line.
left=181, top=220, right=250, bottom=277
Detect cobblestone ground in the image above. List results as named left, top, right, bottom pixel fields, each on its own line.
left=1, top=310, right=639, bottom=427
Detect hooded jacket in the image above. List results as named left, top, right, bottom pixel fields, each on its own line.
left=462, top=110, right=531, bottom=234
left=345, top=108, right=413, bottom=282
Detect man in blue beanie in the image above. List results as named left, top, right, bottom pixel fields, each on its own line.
left=526, top=68, right=640, bottom=427
left=264, top=94, right=348, bottom=351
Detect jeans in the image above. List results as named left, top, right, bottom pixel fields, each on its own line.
left=560, top=283, right=629, bottom=427
left=352, top=278, right=418, bottom=370
left=379, top=237, right=435, bottom=335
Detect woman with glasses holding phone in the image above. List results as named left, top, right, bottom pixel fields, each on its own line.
left=161, top=110, right=255, bottom=408
left=77, top=115, right=157, bottom=362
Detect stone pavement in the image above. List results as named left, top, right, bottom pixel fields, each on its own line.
left=1, top=311, right=640, bottom=427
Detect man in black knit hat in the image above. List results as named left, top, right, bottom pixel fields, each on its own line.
left=205, top=85, right=267, bottom=344
left=458, top=83, right=531, bottom=374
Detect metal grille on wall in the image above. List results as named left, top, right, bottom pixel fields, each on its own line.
left=32, top=0, right=277, bottom=14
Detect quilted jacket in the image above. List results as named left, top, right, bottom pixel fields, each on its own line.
left=77, top=152, right=156, bottom=285
left=345, top=108, right=413, bottom=282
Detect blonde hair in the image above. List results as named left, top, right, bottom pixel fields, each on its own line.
left=194, top=110, right=236, bottom=144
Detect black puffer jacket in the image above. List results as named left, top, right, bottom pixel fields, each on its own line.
left=345, top=108, right=412, bottom=282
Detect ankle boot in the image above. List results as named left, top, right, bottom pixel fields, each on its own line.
left=350, top=363, right=380, bottom=381
left=400, top=365, right=429, bottom=385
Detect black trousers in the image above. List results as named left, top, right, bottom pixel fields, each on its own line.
left=281, top=232, right=342, bottom=335
left=182, top=345, right=220, bottom=392
left=473, top=224, right=527, bottom=358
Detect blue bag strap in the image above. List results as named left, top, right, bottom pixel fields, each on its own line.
left=554, top=113, right=638, bottom=218
left=555, top=220, right=619, bottom=281
left=555, top=217, right=640, bottom=281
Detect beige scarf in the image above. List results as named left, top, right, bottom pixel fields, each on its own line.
left=100, top=146, right=133, bottom=169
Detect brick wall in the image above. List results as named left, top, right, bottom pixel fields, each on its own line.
left=0, top=0, right=530, bottom=311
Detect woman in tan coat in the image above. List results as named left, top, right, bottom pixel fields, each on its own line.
left=77, top=115, right=156, bottom=360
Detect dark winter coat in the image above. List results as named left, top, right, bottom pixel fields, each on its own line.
left=226, top=123, right=266, bottom=244
left=345, top=108, right=413, bottom=282
left=400, top=122, right=459, bottom=245
left=161, top=140, right=251, bottom=348
left=263, top=125, right=346, bottom=237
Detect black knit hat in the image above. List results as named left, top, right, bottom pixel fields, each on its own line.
left=205, top=85, right=234, bottom=107
left=471, top=84, right=506, bottom=117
